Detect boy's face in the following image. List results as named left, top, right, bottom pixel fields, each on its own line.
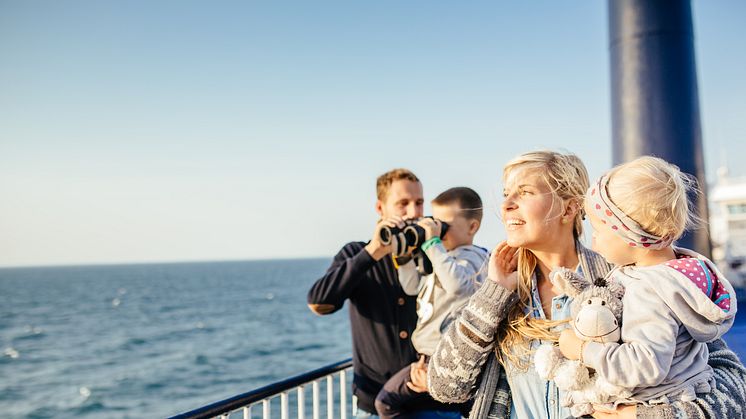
left=433, top=203, right=478, bottom=251
left=585, top=201, right=635, bottom=266
left=377, top=179, right=424, bottom=220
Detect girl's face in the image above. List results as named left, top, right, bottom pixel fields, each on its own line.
left=501, top=168, right=566, bottom=250
left=585, top=200, right=636, bottom=266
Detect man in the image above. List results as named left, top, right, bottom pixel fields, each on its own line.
left=307, top=168, right=423, bottom=417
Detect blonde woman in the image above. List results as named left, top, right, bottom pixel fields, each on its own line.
left=426, top=151, right=746, bottom=418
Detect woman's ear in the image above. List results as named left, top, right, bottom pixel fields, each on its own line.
left=563, top=199, right=580, bottom=220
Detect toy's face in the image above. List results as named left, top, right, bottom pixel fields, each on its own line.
left=571, top=296, right=621, bottom=344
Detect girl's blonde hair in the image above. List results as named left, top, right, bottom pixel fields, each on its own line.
left=497, top=150, right=589, bottom=369
left=606, top=156, right=700, bottom=241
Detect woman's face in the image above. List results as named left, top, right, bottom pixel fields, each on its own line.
left=501, top=168, right=566, bottom=250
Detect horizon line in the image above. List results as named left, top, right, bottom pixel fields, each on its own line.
left=0, top=255, right=334, bottom=270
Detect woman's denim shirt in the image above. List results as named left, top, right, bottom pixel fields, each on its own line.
left=506, top=267, right=582, bottom=419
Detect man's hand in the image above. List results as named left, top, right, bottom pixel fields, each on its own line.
left=591, top=404, right=636, bottom=418
left=365, top=216, right=404, bottom=261
left=558, top=328, right=584, bottom=361
left=406, top=355, right=428, bottom=393
left=417, top=217, right=441, bottom=242
left=487, top=242, right=519, bottom=291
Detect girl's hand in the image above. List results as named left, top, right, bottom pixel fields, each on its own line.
left=558, top=329, right=584, bottom=360
left=487, top=241, right=519, bottom=291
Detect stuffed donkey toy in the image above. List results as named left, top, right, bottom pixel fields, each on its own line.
left=534, top=267, right=632, bottom=417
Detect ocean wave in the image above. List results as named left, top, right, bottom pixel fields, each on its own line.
left=120, top=337, right=147, bottom=350
left=72, top=401, right=106, bottom=415
left=293, top=343, right=326, bottom=352
left=4, top=347, right=20, bottom=359
left=14, top=326, right=45, bottom=341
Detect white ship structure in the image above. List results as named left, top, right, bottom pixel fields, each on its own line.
left=710, top=167, right=746, bottom=288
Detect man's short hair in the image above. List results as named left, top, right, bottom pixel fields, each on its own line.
left=376, top=168, right=420, bottom=201
left=432, top=187, right=483, bottom=222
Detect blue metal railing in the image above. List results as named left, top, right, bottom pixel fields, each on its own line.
left=170, top=358, right=353, bottom=419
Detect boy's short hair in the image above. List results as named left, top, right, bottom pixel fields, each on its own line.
left=432, top=187, right=483, bottom=222
left=376, top=168, right=420, bottom=201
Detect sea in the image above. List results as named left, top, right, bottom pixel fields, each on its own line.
left=0, top=259, right=352, bottom=419
left=2, top=259, right=746, bottom=419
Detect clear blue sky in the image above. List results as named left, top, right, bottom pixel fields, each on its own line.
left=1, top=1, right=744, bottom=267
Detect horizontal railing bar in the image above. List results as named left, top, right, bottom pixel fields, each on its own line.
left=169, top=358, right=352, bottom=419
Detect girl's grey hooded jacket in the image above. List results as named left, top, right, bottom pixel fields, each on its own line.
left=583, top=248, right=736, bottom=405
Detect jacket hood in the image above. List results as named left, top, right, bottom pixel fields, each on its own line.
left=618, top=248, right=736, bottom=342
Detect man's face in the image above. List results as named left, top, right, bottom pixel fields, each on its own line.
left=377, top=179, right=424, bottom=220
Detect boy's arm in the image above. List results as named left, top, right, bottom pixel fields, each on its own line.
left=634, top=338, right=746, bottom=418
left=397, top=259, right=422, bottom=296
left=424, top=242, right=485, bottom=296
left=307, top=242, right=377, bottom=315
left=580, top=281, right=677, bottom=388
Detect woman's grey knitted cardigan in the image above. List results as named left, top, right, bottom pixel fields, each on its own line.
left=427, top=243, right=746, bottom=419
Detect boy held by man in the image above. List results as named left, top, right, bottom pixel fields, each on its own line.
left=375, top=187, right=488, bottom=418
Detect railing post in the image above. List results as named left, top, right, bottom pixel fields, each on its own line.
left=312, top=380, right=320, bottom=419
left=262, top=399, right=270, bottom=419
left=243, top=405, right=251, bottom=419
left=327, top=375, right=334, bottom=419
left=297, top=385, right=305, bottom=419
left=281, top=392, right=289, bottom=419
left=340, top=370, right=347, bottom=419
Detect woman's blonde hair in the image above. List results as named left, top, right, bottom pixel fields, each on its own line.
left=497, top=150, right=589, bottom=369
left=606, top=156, right=700, bottom=241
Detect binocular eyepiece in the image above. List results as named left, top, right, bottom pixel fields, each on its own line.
left=379, top=218, right=449, bottom=256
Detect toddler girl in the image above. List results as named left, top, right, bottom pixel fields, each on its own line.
left=559, top=156, right=737, bottom=412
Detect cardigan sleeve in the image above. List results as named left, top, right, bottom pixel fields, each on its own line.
left=427, top=279, right=519, bottom=403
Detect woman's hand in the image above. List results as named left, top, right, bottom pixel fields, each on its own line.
left=591, top=404, right=637, bottom=418
left=487, top=241, right=519, bottom=291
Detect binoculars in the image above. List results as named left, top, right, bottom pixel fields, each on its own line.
left=379, top=217, right=450, bottom=253
left=379, top=218, right=450, bottom=275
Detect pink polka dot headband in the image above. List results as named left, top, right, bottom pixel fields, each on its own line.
left=587, top=175, right=673, bottom=250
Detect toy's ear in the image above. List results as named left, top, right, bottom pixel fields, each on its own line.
left=549, top=267, right=589, bottom=298
left=606, top=279, right=625, bottom=301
